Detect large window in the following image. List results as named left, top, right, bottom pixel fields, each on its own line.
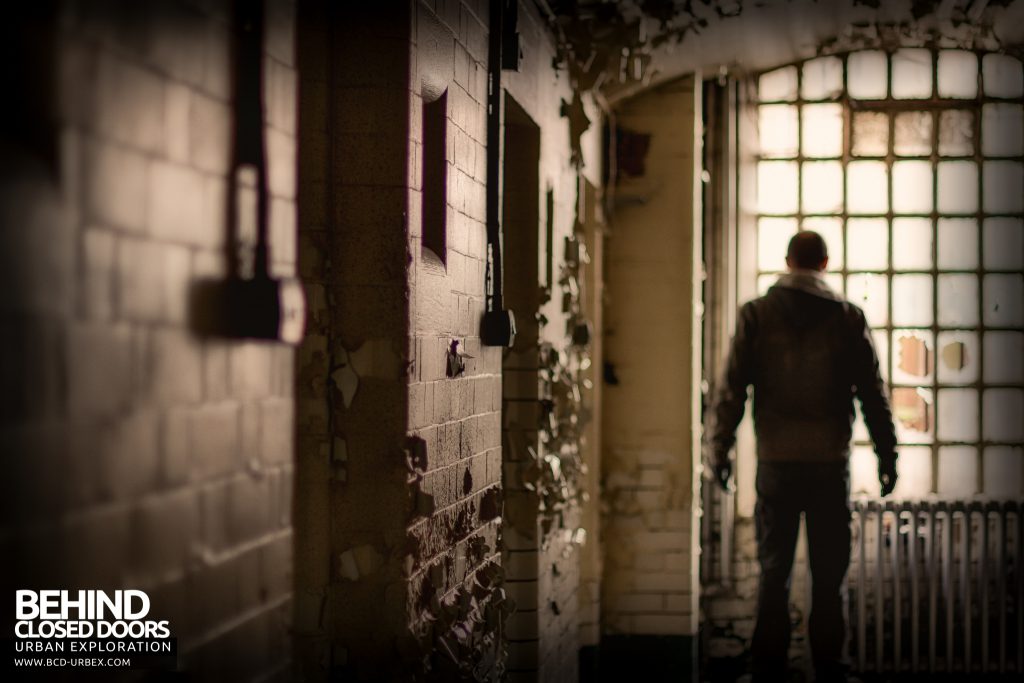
left=754, top=49, right=1024, bottom=498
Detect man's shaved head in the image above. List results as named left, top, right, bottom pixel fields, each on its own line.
left=786, top=230, right=828, bottom=271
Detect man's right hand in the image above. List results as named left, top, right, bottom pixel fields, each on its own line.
left=879, top=456, right=898, bottom=497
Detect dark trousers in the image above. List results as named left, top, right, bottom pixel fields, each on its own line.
left=751, top=461, right=851, bottom=682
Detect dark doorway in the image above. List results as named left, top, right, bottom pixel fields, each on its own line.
left=498, top=93, right=544, bottom=675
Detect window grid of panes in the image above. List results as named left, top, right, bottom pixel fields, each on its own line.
left=754, top=49, right=1024, bottom=498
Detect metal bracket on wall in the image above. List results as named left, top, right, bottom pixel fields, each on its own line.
left=481, top=0, right=517, bottom=347
left=189, top=0, right=305, bottom=345
left=501, top=0, right=521, bottom=71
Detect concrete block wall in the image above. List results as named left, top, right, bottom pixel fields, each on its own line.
left=293, top=2, right=419, bottom=680
left=501, top=5, right=597, bottom=681
left=499, top=95, right=548, bottom=680
left=601, top=76, right=703, bottom=643
left=404, top=1, right=599, bottom=680
left=292, top=0, right=524, bottom=678
left=406, top=0, right=506, bottom=676
left=0, top=0, right=298, bottom=679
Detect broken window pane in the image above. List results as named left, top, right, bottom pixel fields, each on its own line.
left=983, top=218, right=1024, bottom=271
left=893, top=274, right=933, bottom=326
left=892, top=48, right=933, bottom=99
left=759, top=104, right=799, bottom=158
left=846, top=218, right=888, bottom=270
left=983, top=447, right=1023, bottom=497
left=892, top=329, right=933, bottom=384
left=937, top=274, right=980, bottom=327
left=893, top=160, right=933, bottom=214
left=760, top=65, right=798, bottom=101
left=983, top=54, right=1024, bottom=99
left=852, top=111, right=889, bottom=157
left=893, top=386, right=934, bottom=442
left=802, top=56, right=843, bottom=100
left=892, top=446, right=933, bottom=498
left=758, top=217, right=798, bottom=271
left=937, top=388, right=979, bottom=442
left=936, top=161, right=979, bottom=214
left=983, top=274, right=1024, bottom=327
left=982, top=389, right=1024, bottom=441
left=983, top=161, right=1024, bottom=213
left=937, top=331, right=979, bottom=384
left=802, top=104, right=844, bottom=157
left=981, top=103, right=1024, bottom=157
left=894, top=111, right=932, bottom=156
left=848, top=51, right=888, bottom=99
left=938, top=50, right=978, bottom=99
left=892, top=218, right=932, bottom=270
left=941, top=341, right=967, bottom=371
left=847, top=273, right=888, bottom=327
left=802, top=217, right=844, bottom=269
left=758, top=161, right=799, bottom=213
left=983, top=331, right=1024, bottom=384
left=937, top=218, right=979, bottom=270
left=938, top=110, right=974, bottom=157
left=847, top=161, right=888, bottom=214
left=937, top=446, right=977, bottom=496
left=802, top=161, right=843, bottom=213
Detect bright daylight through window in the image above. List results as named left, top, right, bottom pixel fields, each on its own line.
left=755, top=49, right=1024, bottom=498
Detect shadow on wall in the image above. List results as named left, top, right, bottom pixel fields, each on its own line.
left=1, top=1, right=299, bottom=678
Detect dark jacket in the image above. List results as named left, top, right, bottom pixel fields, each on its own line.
left=710, top=271, right=898, bottom=466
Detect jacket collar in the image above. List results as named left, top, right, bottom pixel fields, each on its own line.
left=772, top=269, right=843, bottom=302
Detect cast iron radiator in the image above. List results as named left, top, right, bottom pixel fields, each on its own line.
left=847, top=500, right=1023, bottom=675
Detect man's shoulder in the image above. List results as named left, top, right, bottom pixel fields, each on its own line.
left=838, top=297, right=868, bottom=324
left=739, top=297, right=762, bottom=312
left=737, top=297, right=763, bottom=323
left=745, top=287, right=868, bottom=328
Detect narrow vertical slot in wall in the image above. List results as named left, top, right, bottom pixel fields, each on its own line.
left=545, top=187, right=555, bottom=291
left=422, top=90, right=448, bottom=264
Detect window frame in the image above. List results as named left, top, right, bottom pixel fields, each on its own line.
left=737, top=48, right=1024, bottom=500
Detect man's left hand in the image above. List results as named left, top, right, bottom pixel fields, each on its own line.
left=714, top=461, right=732, bottom=492
left=879, top=457, right=898, bottom=497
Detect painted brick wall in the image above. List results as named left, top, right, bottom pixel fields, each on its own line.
left=501, top=6, right=598, bottom=680
left=406, top=0, right=506, bottom=676
left=293, top=2, right=418, bottom=679
left=406, top=1, right=598, bottom=680
left=0, top=1, right=297, bottom=679
left=602, top=75, right=703, bottom=641
left=291, top=1, right=600, bottom=677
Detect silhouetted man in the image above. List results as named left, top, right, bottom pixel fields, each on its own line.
left=710, top=231, right=898, bottom=683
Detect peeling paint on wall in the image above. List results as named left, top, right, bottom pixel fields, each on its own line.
left=330, top=348, right=358, bottom=409
left=338, top=545, right=385, bottom=581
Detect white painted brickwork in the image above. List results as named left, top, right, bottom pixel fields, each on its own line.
left=602, top=76, right=703, bottom=640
